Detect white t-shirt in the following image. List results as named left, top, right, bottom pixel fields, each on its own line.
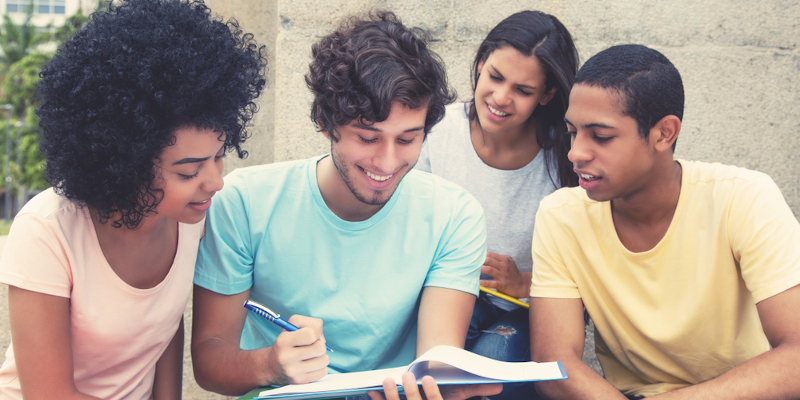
left=416, top=102, right=560, bottom=309
left=0, top=188, right=203, bottom=400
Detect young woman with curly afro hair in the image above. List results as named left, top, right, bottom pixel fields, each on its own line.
left=0, top=0, right=267, bottom=398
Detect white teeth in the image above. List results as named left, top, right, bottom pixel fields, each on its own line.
left=580, top=173, right=598, bottom=181
left=487, top=104, right=509, bottom=117
left=365, top=170, right=392, bottom=182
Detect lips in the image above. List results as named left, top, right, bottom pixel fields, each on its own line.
left=487, top=104, right=509, bottom=117
left=364, top=169, right=392, bottom=182
left=188, top=197, right=213, bottom=212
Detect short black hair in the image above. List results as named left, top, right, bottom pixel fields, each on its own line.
left=37, top=0, right=268, bottom=229
left=575, top=44, right=683, bottom=149
left=305, top=11, right=456, bottom=140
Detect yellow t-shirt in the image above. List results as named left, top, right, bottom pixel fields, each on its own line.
left=530, top=160, right=800, bottom=397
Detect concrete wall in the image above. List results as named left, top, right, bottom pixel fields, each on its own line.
left=213, top=0, right=800, bottom=219
left=0, top=2, right=791, bottom=400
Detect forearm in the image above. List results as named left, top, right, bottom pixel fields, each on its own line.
left=153, top=318, right=184, bottom=400
left=416, top=287, right=474, bottom=355
left=535, top=357, right=626, bottom=400
left=651, top=342, right=800, bottom=400
left=191, top=338, right=278, bottom=396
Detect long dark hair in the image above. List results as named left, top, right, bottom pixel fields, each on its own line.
left=470, top=10, right=578, bottom=187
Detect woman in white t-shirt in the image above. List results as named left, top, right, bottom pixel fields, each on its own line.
left=416, top=10, right=579, bottom=400
left=0, top=1, right=267, bottom=399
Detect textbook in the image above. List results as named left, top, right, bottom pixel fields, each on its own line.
left=250, top=345, right=567, bottom=399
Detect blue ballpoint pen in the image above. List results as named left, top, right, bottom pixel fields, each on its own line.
left=243, top=299, right=333, bottom=352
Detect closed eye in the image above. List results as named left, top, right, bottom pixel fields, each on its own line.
left=593, top=134, right=612, bottom=143
left=179, top=172, right=199, bottom=180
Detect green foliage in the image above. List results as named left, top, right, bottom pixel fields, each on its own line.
left=0, top=1, right=110, bottom=198
left=3, top=51, right=51, bottom=118
left=0, top=5, right=51, bottom=68
left=54, top=1, right=111, bottom=43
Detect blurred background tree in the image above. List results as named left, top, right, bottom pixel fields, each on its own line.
left=0, top=1, right=107, bottom=205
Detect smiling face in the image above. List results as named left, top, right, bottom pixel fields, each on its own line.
left=474, top=46, right=555, bottom=136
left=565, top=84, right=658, bottom=203
left=320, top=102, right=427, bottom=220
left=154, top=125, right=225, bottom=224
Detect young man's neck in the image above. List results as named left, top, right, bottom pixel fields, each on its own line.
left=611, top=159, right=682, bottom=252
left=316, top=156, right=383, bottom=222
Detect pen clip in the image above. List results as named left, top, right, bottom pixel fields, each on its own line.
left=244, top=300, right=280, bottom=320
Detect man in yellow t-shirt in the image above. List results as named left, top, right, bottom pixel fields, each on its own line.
left=529, top=44, right=800, bottom=399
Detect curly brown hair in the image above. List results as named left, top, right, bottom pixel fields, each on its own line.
left=305, top=11, right=455, bottom=140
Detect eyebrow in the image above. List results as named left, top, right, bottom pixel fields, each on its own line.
left=488, top=66, right=537, bottom=91
left=172, top=156, right=211, bottom=166
left=564, top=117, right=615, bottom=130
left=353, top=123, right=425, bottom=134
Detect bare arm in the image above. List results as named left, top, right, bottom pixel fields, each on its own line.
left=190, top=285, right=329, bottom=396
left=370, top=286, right=501, bottom=400
left=415, top=286, right=475, bottom=355
left=8, top=286, right=102, bottom=400
left=152, top=317, right=184, bottom=400
left=530, top=297, right=627, bottom=400
left=651, top=284, right=800, bottom=400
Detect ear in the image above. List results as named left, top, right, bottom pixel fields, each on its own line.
left=477, top=59, right=485, bottom=75
left=539, top=88, right=557, bottom=106
left=318, top=120, right=333, bottom=141
left=650, top=115, right=681, bottom=153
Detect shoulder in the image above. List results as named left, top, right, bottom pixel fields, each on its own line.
left=427, top=102, right=470, bottom=138
left=401, top=170, right=484, bottom=215
left=681, top=159, right=770, bottom=185
left=16, top=188, right=83, bottom=225
left=217, top=157, right=317, bottom=199
left=680, top=159, right=779, bottom=199
left=538, top=186, right=597, bottom=215
left=224, top=157, right=313, bottom=186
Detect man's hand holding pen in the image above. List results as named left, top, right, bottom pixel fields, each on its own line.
left=265, top=315, right=330, bottom=385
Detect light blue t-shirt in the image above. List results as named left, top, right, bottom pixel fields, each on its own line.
left=194, top=155, right=486, bottom=373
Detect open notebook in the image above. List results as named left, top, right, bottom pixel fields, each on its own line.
left=254, top=345, right=567, bottom=399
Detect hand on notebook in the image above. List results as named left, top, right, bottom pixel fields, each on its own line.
left=366, top=372, right=503, bottom=400
left=480, top=252, right=530, bottom=298
left=267, top=315, right=330, bottom=385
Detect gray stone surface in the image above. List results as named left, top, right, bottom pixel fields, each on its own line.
left=1, top=0, right=798, bottom=398
left=267, top=0, right=800, bottom=219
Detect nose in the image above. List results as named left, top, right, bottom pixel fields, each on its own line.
left=494, top=85, right=513, bottom=106
left=373, top=141, right=401, bottom=174
left=567, top=132, right=591, bottom=164
left=202, top=162, right=224, bottom=193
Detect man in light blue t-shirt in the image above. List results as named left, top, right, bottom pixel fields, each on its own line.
left=190, top=12, right=503, bottom=400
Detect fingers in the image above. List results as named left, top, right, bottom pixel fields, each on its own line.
left=367, top=389, right=388, bottom=400
left=440, top=382, right=503, bottom=400
left=420, top=375, right=444, bottom=400
left=269, top=317, right=329, bottom=384
left=401, top=372, right=423, bottom=399
left=480, top=279, right=498, bottom=288
left=465, top=383, right=504, bottom=397
left=374, top=377, right=401, bottom=400
left=485, top=251, right=503, bottom=263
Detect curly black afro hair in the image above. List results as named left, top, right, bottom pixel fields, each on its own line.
left=37, top=0, right=267, bottom=229
left=306, top=11, right=455, bottom=141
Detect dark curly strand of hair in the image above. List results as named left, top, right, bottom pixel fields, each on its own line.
left=37, top=0, right=267, bottom=229
left=305, top=11, right=456, bottom=140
